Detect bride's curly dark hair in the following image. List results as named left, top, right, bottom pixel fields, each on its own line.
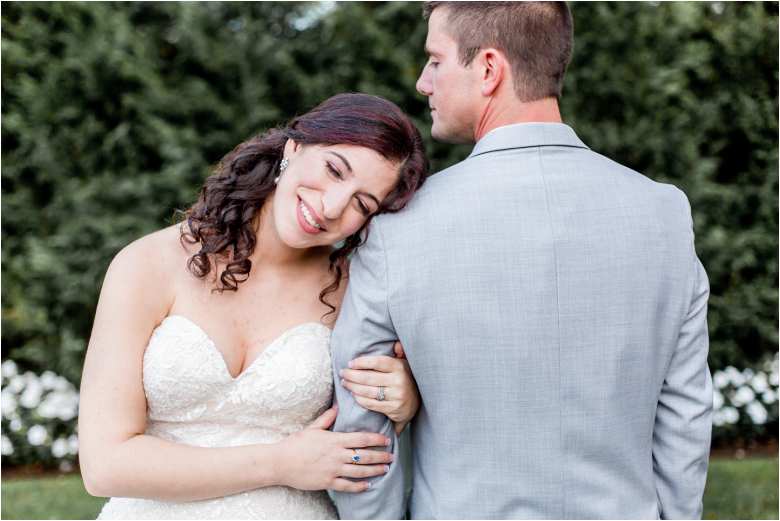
left=180, top=93, right=429, bottom=315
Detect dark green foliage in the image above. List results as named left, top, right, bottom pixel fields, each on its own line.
left=2, top=2, right=777, bottom=390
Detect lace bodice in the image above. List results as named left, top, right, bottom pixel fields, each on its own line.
left=97, top=316, right=338, bottom=520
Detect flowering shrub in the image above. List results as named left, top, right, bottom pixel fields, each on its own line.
left=1, top=354, right=778, bottom=469
left=711, top=353, right=779, bottom=445
left=2, top=360, right=79, bottom=471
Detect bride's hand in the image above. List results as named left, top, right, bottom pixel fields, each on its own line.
left=340, top=341, right=420, bottom=436
left=274, top=405, right=394, bottom=493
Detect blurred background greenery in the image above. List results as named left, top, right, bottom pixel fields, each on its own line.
left=1, top=0, right=778, bottom=498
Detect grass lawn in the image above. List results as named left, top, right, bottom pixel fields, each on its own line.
left=2, top=457, right=778, bottom=519
left=2, top=472, right=108, bottom=520
left=702, top=457, right=779, bottom=520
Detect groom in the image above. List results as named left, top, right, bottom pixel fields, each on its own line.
left=332, top=2, right=712, bottom=519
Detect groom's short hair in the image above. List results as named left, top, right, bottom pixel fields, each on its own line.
left=422, top=1, right=573, bottom=102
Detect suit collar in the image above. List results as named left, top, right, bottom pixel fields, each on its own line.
left=468, top=123, right=589, bottom=159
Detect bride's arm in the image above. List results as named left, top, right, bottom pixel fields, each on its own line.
left=78, top=230, right=392, bottom=501
left=340, top=341, right=420, bottom=437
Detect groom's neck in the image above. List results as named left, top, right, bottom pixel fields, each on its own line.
left=475, top=97, right=563, bottom=143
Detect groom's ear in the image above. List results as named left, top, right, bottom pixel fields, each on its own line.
left=478, top=48, right=507, bottom=97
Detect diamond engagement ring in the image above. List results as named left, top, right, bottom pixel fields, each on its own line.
left=351, top=449, right=360, bottom=464
left=376, top=386, right=385, bottom=401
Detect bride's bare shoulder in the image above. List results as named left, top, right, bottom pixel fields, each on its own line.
left=102, top=224, right=194, bottom=297
left=112, top=224, right=191, bottom=270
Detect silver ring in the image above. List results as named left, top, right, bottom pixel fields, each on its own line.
left=376, top=386, right=385, bottom=401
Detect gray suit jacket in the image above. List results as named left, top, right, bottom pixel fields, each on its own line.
left=331, top=123, right=712, bottom=519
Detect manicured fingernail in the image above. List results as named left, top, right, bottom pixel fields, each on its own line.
left=384, top=438, right=391, bottom=446
left=383, top=465, right=389, bottom=472
left=339, top=369, right=344, bottom=377
left=389, top=454, right=395, bottom=462
left=365, top=482, right=371, bottom=489
left=340, top=378, right=346, bottom=387
left=333, top=402, right=339, bottom=410
left=349, top=360, right=354, bottom=368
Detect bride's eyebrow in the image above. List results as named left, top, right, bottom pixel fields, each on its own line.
left=326, top=151, right=352, bottom=174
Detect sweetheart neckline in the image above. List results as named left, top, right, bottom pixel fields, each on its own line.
left=159, top=315, right=331, bottom=380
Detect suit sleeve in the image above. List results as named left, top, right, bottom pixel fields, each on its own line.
left=331, top=218, right=405, bottom=520
left=653, top=193, right=713, bottom=520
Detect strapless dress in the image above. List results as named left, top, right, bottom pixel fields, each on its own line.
left=97, top=315, right=338, bottom=519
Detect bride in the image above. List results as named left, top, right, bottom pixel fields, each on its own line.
left=78, top=93, right=429, bottom=519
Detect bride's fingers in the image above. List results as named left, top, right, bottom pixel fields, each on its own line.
left=341, top=378, right=392, bottom=403
left=341, top=431, right=390, bottom=449
left=329, top=478, right=371, bottom=493
left=347, top=448, right=394, bottom=465
left=341, top=366, right=401, bottom=388
left=340, top=463, right=389, bottom=480
left=348, top=355, right=398, bottom=373
left=307, top=404, right=338, bottom=430
left=393, top=340, right=406, bottom=359
left=354, top=393, right=390, bottom=415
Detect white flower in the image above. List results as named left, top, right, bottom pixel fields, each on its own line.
left=19, top=379, right=43, bottom=409
left=67, top=434, right=79, bottom=455
left=37, top=395, right=58, bottom=419
left=10, top=418, right=22, bottom=431
left=51, top=438, right=68, bottom=458
left=1, top=388, right=18, bottom=419
left=770, top=371, right=779, bottom=387
left=27, top=424, right=48, bottom=446
left=724, top=366, right=745, bottom=387
left=52, top=376, right=72, bottom=393
left=722, top=406, right=740, bottom=424
left=751, top=372, right=769, bottom=393
left=1, top=435, right=13, bottom=455
left=746, top=401, right=768, bottom=425
left=7, top=375, right=25, bottom=393
left=712, top=390, right=724, bottom=410
left=37, top=390, right=78, bottom=421
left=1, top=360, right=18, bottom=379
left=713, top=410, right=725, bottom=426
left=57, top=392, right=79, bottom=422
left=39, top=371, right=59, bottom=391
left=732, top=386, right=756, bottom=407
left=762, top=389, right=777, bottom=405
left=712, top=371, right=729, bottom=389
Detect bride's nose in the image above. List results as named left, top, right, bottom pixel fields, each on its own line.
left=322, top=187, right=351, bottom=221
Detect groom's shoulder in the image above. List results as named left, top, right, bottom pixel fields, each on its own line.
left=377, top=157, right=472, bottom=221
left=369, top=162, right=460, bottom=241
left=593, top=149, right=690, bottom=200
left=413, top=153, right=485, bottom=198
left=583, top=148, right=693, bottom=228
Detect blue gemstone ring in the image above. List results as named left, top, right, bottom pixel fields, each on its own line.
left=351, top=449, right=360, bottom=464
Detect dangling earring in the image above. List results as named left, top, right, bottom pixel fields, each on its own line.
left=274, top=157, right=288, bottom=184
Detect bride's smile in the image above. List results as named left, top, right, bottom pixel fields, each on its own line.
left=269, top=140, right=400, bottom=250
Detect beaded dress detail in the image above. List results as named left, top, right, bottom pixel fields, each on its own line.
left=97, top=316, right=337, bottom=520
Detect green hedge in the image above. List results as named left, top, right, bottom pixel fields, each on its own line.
left=2, top=2, right=777, bottom=387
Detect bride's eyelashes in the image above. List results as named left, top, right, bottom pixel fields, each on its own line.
left=326, top=161, right=343, bottom=180
left=325, top=160, right=371, bottom=217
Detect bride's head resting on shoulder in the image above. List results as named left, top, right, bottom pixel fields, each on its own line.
left=181, top=93, right=429, bottom=314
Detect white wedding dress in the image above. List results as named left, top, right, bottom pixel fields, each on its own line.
left=97, top=315, right=338, bottom=520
